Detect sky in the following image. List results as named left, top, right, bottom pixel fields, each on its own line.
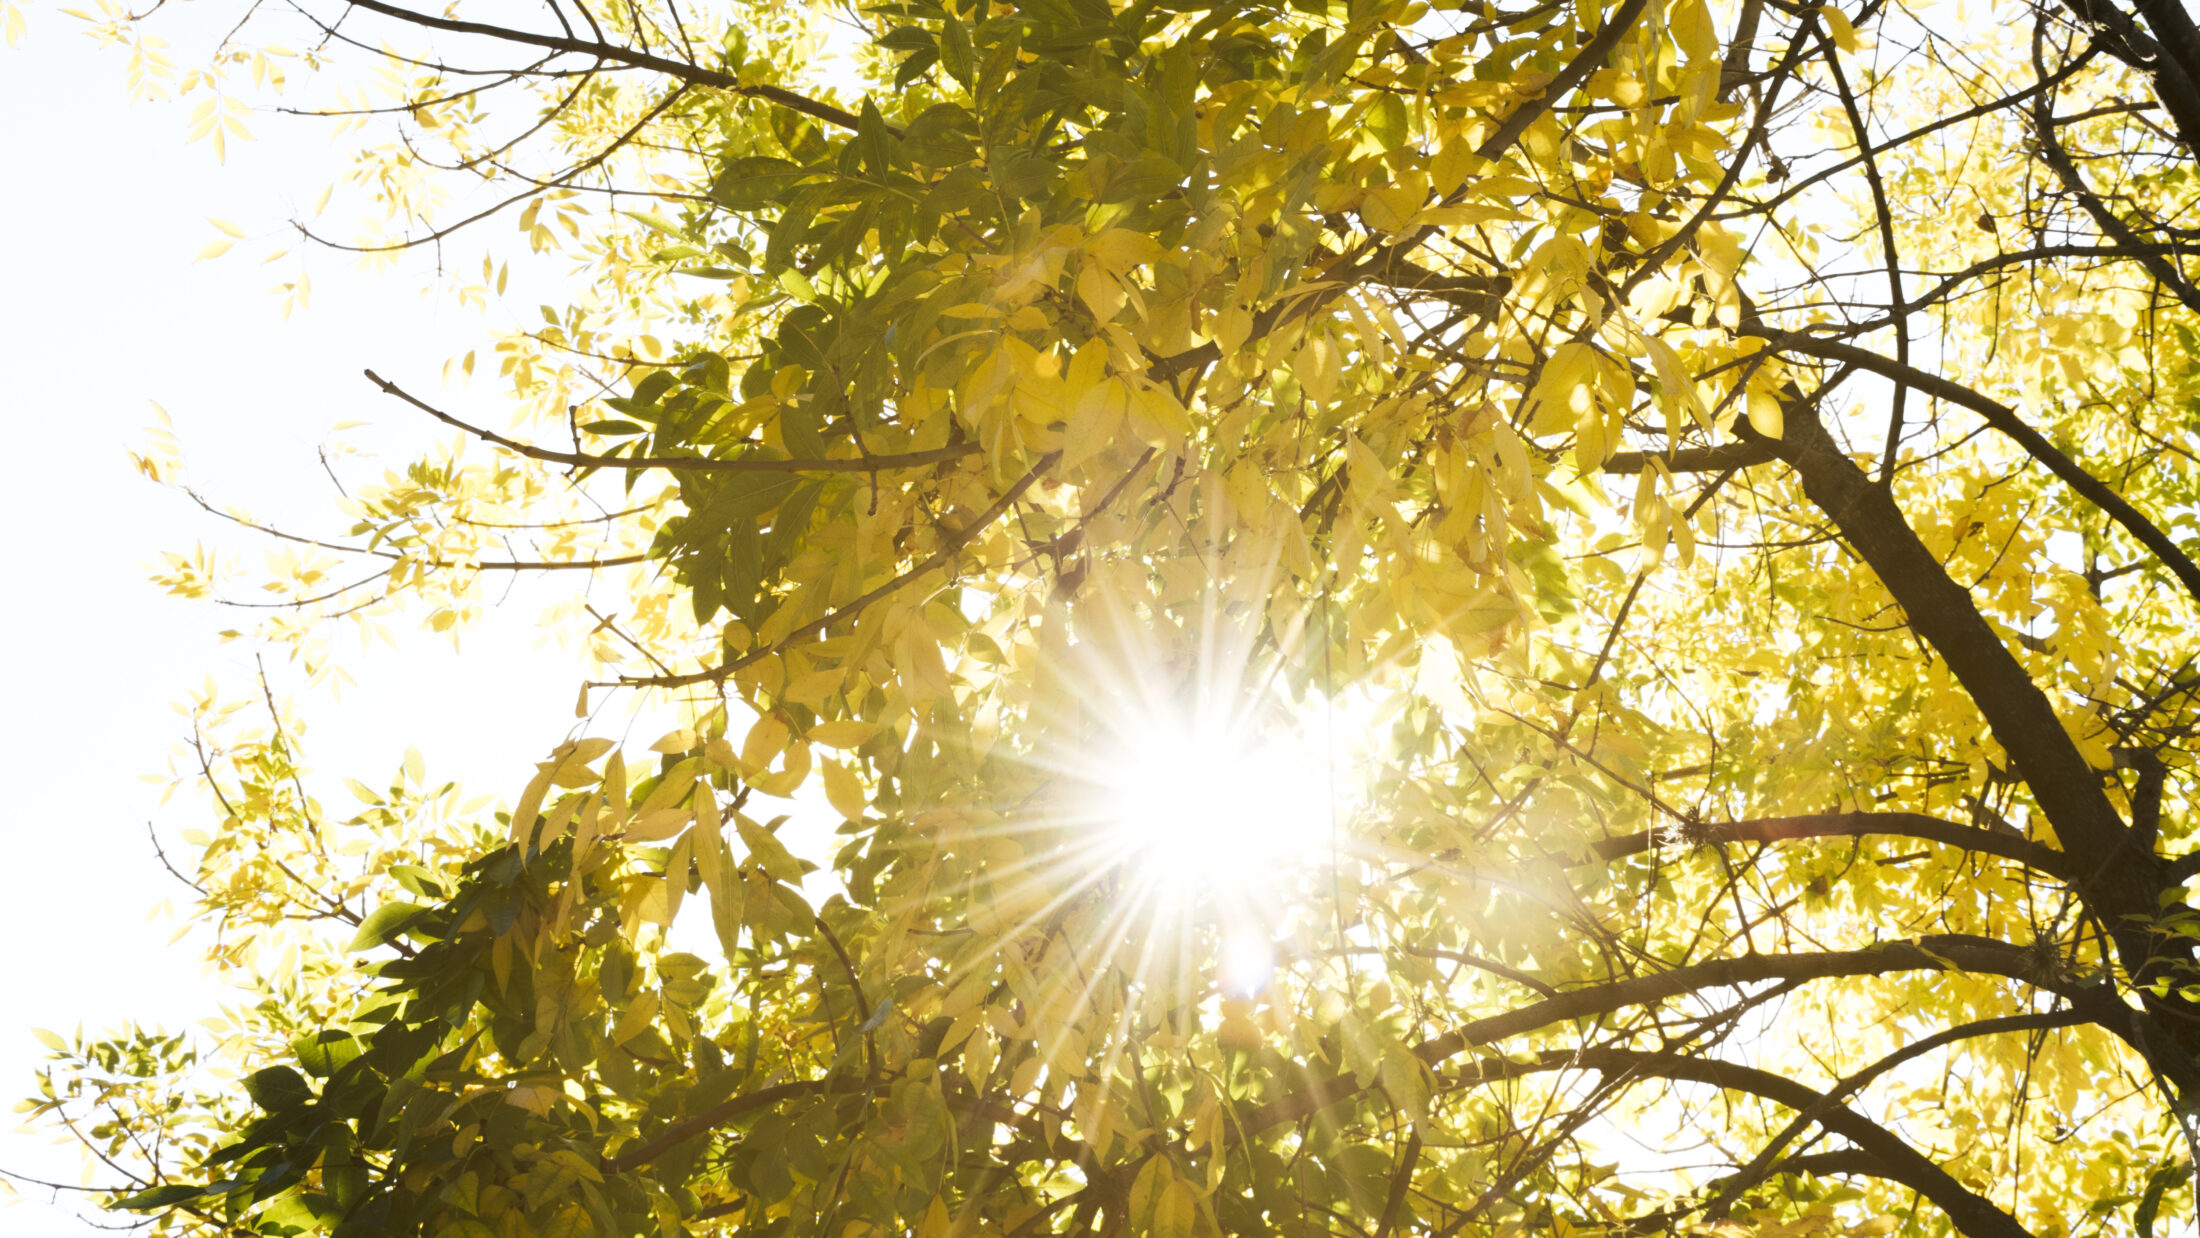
left=0, top=14, right=613, bottom=1232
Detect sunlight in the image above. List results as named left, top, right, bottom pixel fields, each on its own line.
left=1095, top=708, right=1333, bottom=901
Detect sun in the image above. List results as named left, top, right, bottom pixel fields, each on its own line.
left=1091, top=704, right=1335, bottom=904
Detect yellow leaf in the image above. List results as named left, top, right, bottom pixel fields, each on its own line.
left=609, top=990, right=660, bottom=1045
left=650, top=728, right=697, bottom=754
left=741, top=713, right=790, bottom=772
left=509, top=762, right=559, bottom=844
left=1823, top=7, right=1859, bottom=52
left=1063, top=379, right=1128, bottom=473
left=1085, top=228, right=1164, bottom=274
left=694, top=789, right=727, bottom=898
left=918, top=1196, right=952, bottom=1238
left=626, top=808, right=691, bottom=842
left=1077, top=264, right=1127, bottom=321
left=1127, top=383, right=1190, bottom=449
left=808, top=719, right=877, bottom=749
left=1155, top=1181, right=1197, bottom=1238
left=1745, top=385, right=1784, bottom=438
left=505, top=1084, right=557, bottom=1117
left=821, top=758, right=867, bottom=821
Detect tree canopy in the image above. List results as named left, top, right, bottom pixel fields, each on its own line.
left=19, top=0, right=2200, bottom=1234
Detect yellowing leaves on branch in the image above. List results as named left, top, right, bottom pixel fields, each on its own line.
left=21, top=0, right=2200, bottom=1235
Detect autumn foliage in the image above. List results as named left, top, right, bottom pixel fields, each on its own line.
left=20, top=0, right=2200, bottom=1234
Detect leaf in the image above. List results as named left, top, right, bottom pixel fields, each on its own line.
left=622, top=209, right=687, bottom=237
left=695, top=472, right=801, bottom=531
left=347, top=901, right=428, bottom=952
left=940, top=16, right=975, bottom=86
left=709, top=156, right=808, bottom=211
left=109, top=1184, right=206, bottom=1211
left=821, top=758, right=867, bottom=820
left=1823, top=7, right=1860, bottom=52
left=243, top=1065, right=314, bottom=1113
left=291, top=1029, right=363, bottom=1078
left=1745, top=385, right=1784, bottom=438
left=1368, top=92, right=1410, bottom=150
left=2137, top=1163, right=2186, bottom=1238
left=1098, top=154, right=1184, bottom=203
left=808, top=719, right=877, bottom=749
left=735, top=815, right=806, bottom=883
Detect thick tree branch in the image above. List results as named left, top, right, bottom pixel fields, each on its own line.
left=1758, top=404, right=2200, bottom=1091
left=1239, top=936, right=2112, bottom=1131
left=1763, top=412, right=2133, bottom=861
left=1562, top=1051, right=2040, bottom=1238
left=1589, top=812, right=2070, bottom=879
left=1704, top=1006, right=2103, bottom=1221
left=2059, top=0, right=2200, bottom=149
left=1603, top=441, right=1779, bottom=474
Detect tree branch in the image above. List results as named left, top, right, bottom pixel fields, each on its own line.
left=1546, top=1050, right=2039, bottom=1238
left=608, top=451, right=1061, bottom=689
left=340, top=0, right=879, bottom=134
left=1239, top=936, right=2113, bottom=1131
left=1603, top=441, right=1779, bottom=474
left=1756, top=334, right=2200, bottom=608
left=1588, top=812, right=2070, bottom=880
left=364, top=369, right=979, bottom=475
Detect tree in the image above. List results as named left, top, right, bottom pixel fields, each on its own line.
left=19, top=0, right=2200, bottom=1233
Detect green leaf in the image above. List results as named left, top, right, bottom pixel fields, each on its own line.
left=877, top=25, right=936, bottom=53
left=292, top=1029, right=364, bottom=1079
left=896, top=46, right=941, bottom=88
left=708, top=156, right=808, bottom=211
left=109, top=1184, right=206, bottom=1212
left=941, top=15, right=975, bottom=85
left=243, top=1065, right=315, bottom=1114
left=579, top=419, right=647, bottom=437
left=1368, top=92, right=1409, bottom=150
left=1098, top=153, right=1184, bottom=203
left=347, top=901, right=428, bottom=952
left=256, top=1191, right=342, bottom=1233
left=762, top=480, right=824, bottom=570
left=737, top=815, right=808, bottom=883
left=621, top=209, right=686, bottom=236
left=764, top=191, right=822, bottom=272
left=2137, top=1163, right=2187, bottom=1238
left=695, top=472, right=800, bottom=531
left=904, top=103, right=980, bottom=168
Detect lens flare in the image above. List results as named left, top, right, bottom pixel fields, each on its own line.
left=1100, top=715, right=1331, bottom=899
left=1219, top=931, right=1278, bottom=998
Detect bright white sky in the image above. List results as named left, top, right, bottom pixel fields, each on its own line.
left=0, top=15, right=609, bottom=1232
